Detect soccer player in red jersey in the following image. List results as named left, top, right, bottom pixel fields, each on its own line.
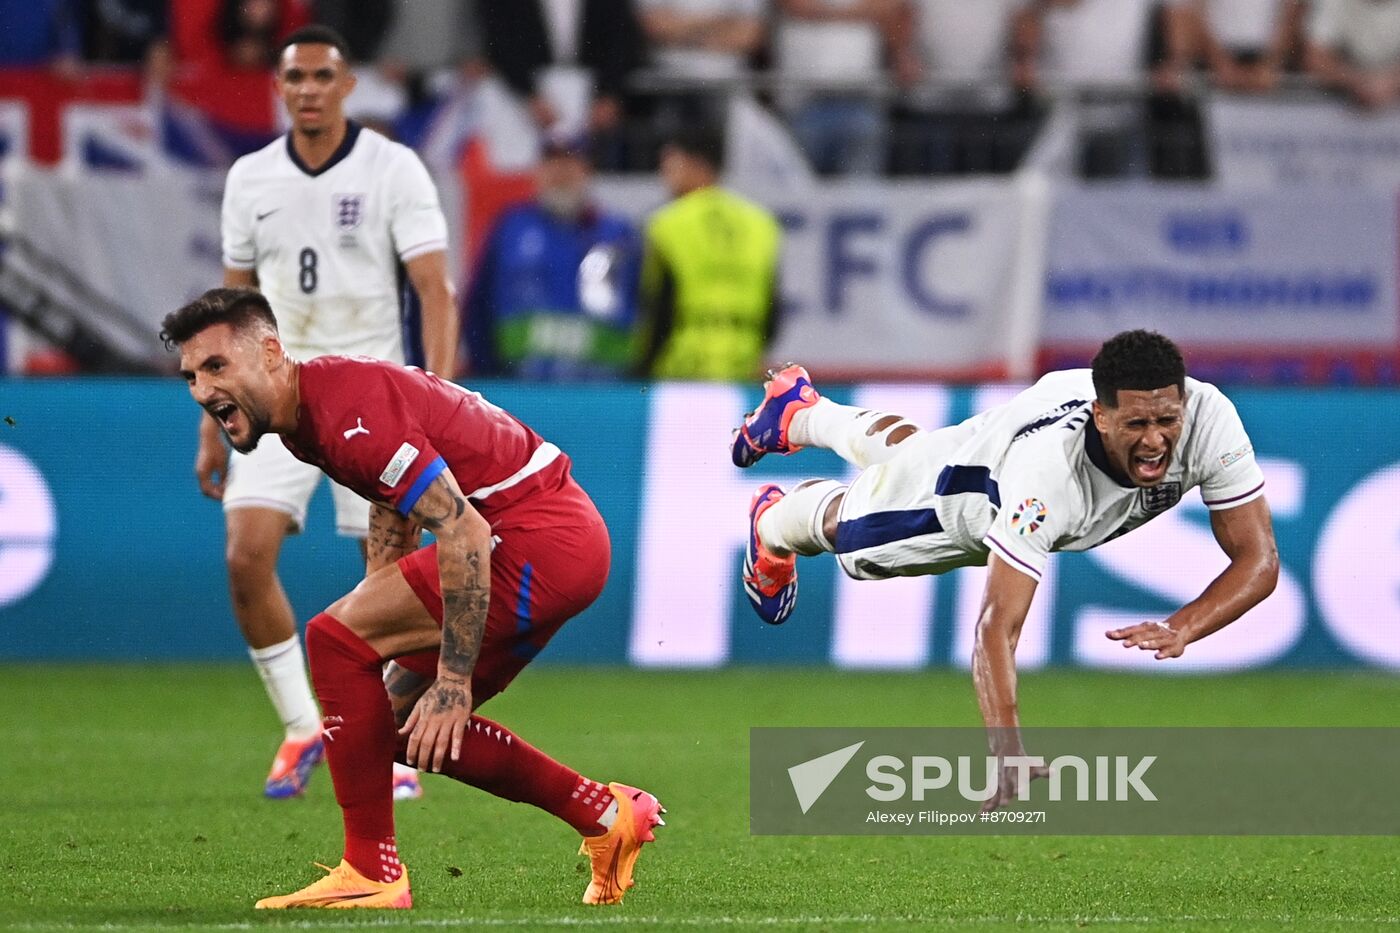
left=161, top=288, right=663, bottom=909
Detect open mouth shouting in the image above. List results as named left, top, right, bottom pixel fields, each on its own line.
left=207, top=398, right=244, bottom=435
left=1132, top=450, right=1168, bottom=484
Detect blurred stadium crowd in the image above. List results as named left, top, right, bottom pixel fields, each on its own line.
left=3, top=0, right=1399, bottom=178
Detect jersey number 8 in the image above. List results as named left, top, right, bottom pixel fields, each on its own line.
left=299, top=247, right=318, bottom=294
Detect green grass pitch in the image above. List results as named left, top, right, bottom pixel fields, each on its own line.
left=2, top=665, right=1397, bottom=931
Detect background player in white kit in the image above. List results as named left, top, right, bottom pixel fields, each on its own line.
left=732, top=330, right=1280, bottom=811
left=195, top=25, right=458, bottom=799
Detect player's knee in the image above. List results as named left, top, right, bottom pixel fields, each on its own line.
left=225, top=545, right=278, bottom=599
left=322, top=575, right=385, bottom=636
left=324, top=586, right=360, bottom=625
left=305, top=611, right=381, bottom=670
left=304, top=612, right=334, bottom=649
left=303, top=612, right=340, bottom=672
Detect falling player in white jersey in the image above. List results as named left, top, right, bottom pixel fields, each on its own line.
left=194, top=25, right=457, bottom=800
left=732, top=330, right=1279, bottom=810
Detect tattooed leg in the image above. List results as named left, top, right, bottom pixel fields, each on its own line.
left=383, top=660, right=432, bottom=730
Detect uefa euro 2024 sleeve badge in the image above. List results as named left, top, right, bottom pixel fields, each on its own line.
left=1010, top=497, right=1048, bottom=536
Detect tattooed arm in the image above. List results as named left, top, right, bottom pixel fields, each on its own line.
left=365, top=503, right=422, bottom=575
left=397, top=469, right=493, bottom=772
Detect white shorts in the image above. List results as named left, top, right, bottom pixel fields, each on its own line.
left=833, top=420, right=988, bottom=582
left=223, top=433, right=372, bottom=538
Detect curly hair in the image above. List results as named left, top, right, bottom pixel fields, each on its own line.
left=1091, top=330, right=1186, bottom=408
left=159, top=288, right=278, bottom=351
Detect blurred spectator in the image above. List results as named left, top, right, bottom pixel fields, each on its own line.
left=637, top=127, right=781, bottom=381
left=1023, top=0, right=1199, bottom=178
left=1030, top=0, right=1184, bottom=89
left=219, top=0, right=286, bottom=70
left=0, top=1, right=82, bottom=74
left=630, top=0, right=765, bottom=169
left=170, top=0, right=306, bottom=71
left=637, top=0, right=765, bottom=85
left=1305, top=0, right=1400, bottom=109
left=1172, top=0, right=1303, bottom=94
left=308, top=0, right=394, bottom=63
left=891, top=0, right=1039, bottom=175
left=464, top=133, right=642, bottom=380
left=773, top=0, right=918, bottom=175
left=377, top=0, right=485, bottom=88
left=479, top=0, right=643, bottom=137
left=82, top=0, right=172, bottom=86
left=309, top=1, right=405, bottom=126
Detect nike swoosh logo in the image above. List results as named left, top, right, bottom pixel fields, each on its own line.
left=256, top=209, right=281, bottom=221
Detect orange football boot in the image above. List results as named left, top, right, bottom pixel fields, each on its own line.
left=254, top=860, right=412, bottom=909
left=579, top=783, right=665, bottom=905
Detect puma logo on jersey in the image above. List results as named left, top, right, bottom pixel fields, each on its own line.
left=255, top=208, right=282, bottom=221
left=343, top=418, right=370, bottom=440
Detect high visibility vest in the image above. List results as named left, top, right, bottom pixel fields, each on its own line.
left=641, top=186, right=781, bottom=381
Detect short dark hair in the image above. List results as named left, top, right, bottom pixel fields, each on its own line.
left=160, top=288, right=278, bottom=351
left=665, top=125, right=725, bottom=171
left=1091, top=330, right=1186, bottom=407
left=278, top=24, right=352, bottom=63
left=541, top=128, right=594, bottom=163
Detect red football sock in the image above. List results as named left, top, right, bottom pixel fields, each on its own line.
left=305, top=613, right=402, bottom=882
left=413, top=714, right=616, bottom=836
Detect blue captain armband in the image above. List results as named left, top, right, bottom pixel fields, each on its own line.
left=397, top=455, right=448, bottom=517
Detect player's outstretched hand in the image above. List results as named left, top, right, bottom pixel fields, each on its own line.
left=1106, top=621, right=1187, bottom=660
left=981, top=758, right=1051, bottom=813
left=400, top=674, right=473, bottom=773
left=195, top=436, right=229, bottom=500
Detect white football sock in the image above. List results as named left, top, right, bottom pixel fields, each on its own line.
left=788, top=398, right=920, bottom=470
left=248, top=635, right=321, bottom=741
left=757, top=480, right=844, bottom=557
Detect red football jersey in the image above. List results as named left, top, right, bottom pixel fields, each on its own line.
left=280, top=356, right=569, bottom=520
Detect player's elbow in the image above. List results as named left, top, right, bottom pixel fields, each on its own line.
left=433, top=278, right=458, bottom=305
left=1254, top=546, right=1280, bottom=598
left=1235, top=542, right=1279, bottom=602
left=431, top=506, right=491, bottom=547
left=414, top=270, right=456, bottom=308
left=973, top=603, right=1020, bottom=650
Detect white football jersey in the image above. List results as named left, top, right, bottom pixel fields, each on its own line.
left=221, top=122, right=449, bottom=362
left=835, top=370, right=1266, bottom=583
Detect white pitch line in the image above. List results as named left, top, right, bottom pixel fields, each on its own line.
left=5, top=915, right=1400, bottom=931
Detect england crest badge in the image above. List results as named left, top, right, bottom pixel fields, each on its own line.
left=334, top=193, right=365, bottom=231
left=1139, top=482, right=1182, bottom=513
